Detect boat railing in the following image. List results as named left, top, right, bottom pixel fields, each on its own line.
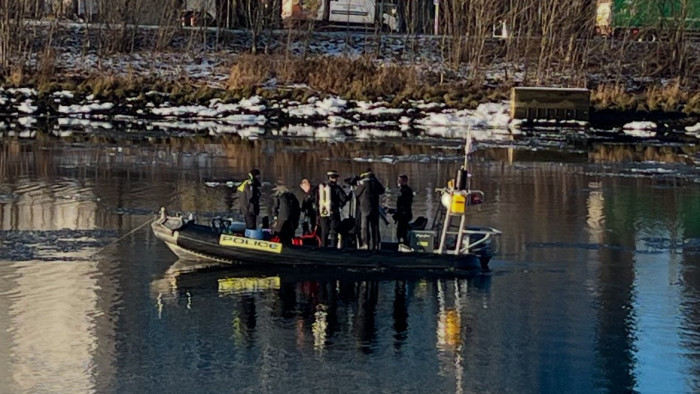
left=433, top=187, right=499, bottom=256
left=459, top=227, right=502, bottom=254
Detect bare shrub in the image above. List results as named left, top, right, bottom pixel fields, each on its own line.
left=227, top=54, right=274, bottom=89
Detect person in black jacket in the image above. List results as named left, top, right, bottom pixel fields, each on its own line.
left=318, top=170, right=348, bottom=248
left=299, top=178, right=318, bottom=235
left=393, top=174, right=413, bottom=245
left=354, top=168, right=385, bottom=250
left=237, top=168, right=262, bottom=229
left=272, top=184, right=301, bottom=245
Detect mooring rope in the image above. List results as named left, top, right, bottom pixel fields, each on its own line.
left=89, top=215, right=154, bottom=258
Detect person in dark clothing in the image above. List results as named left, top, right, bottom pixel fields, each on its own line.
left=237, top=168, right=262, bottom=229
left=354, top=168, right=386, bottom=250
left=393, top=174, right=414, bottom=245
left=299, top=178, right=318, bottom=235
left=318, top=170, right=348, bottom=248
left=272, top=185, right=301, bottom=245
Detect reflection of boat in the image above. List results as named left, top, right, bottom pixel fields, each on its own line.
left=151, top=211, right=497, bottom=272
left=151, top=259, right=493, bottom=300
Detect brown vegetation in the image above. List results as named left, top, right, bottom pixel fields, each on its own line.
left=228, top=55, right=424, bottom=101
left=1, top=0, right=699, bottom=115
left=591, top=81, right=700, bottom=114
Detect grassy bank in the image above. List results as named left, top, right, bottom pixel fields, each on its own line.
left=6, top=53, right=700, bottom=121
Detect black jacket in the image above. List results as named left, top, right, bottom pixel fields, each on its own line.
left=319, top=182, right=348, bottom=215
left=238, top=178, right=261, bottom=216
left=354, top=174, right=385, bottom=215
left=273, top=191, right=301, bottom=232
left=395, top=184, right=413, bottom=222
left=301, top=186, right=318, bottom=224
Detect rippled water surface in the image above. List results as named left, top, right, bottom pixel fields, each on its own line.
left=1, top=135, right=699, bottom=393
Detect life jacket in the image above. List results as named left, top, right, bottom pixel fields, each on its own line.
left=318, top=183, right=331, bottom=217
left=237, top=179, right=250, bottom=192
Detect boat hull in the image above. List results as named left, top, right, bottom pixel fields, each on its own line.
left=152, top=218, right=491, bottom=273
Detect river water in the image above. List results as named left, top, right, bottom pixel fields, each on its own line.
left=1, top=134, right=699, bottom=393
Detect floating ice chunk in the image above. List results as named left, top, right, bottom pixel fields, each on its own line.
left=285, top=104, right=318, bottom=118
left=623, top=129, right=655, bottom=137
left=240, top=96, right=266, bottom=112
left=415, top=101, right=443, bottom=110
left=317, top=97, right=347, bottom=114
left=278, top=125, right=346, bottom=141
left=212, top=102, right=240, bottom=113
left=7, top=88, right=37, bottom=96
left=51, top=130, right=73, bottom=137
left=152, top=120, right=217, bottom=131
left=328, top=115, right=352, bottom=126
left=19, top=130, right=36, bottom=138
left=623, top=121, right=657, bottom=137
left=151, top=105, right=207, bottom=117
left=686, top=123, right=700, bottom=137
left=222, top=114, right=267, bottom=126
left=58, top=118, right=114, bottom=129
left=52, top=91, right=74, bottom=99
left=235, top=126, right=265, bottom=139
left=355, top=129, right=403, bottom=140
left=18, top=100, right=37, bottom=114
left=623, top=121, right=656, bottom=130
left=58, top=102, right=114, bottom=114
left=475, top=102, right=511, bottom=128
left=17, top=117, right=37, bottom=127
left=355, top=101, right=373, bottom=110
left=363, top=107, right=404, bottom=116
left=417, top=112, right=474, bottom=127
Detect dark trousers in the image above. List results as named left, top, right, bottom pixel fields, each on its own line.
left=319, top=212, right=341, bottom=248
left=303, top=212, right=317, bottom=235
left=277, top=221, right=295, bottom=245
left=397, top=219, right=410, bottom=245
left=360, top=213, right=380, bottom=250
left=244, top=213, right=257, bottom=230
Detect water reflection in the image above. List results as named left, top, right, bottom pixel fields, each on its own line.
left=2, top=135, right=700, bottom=392
left=151, top=261, right=490, bottom=358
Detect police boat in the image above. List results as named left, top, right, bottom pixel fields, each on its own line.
left=151, top=174, right=500, bottom=273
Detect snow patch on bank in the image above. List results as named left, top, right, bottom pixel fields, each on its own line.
left=623, top=121, right=657, bottom=138
left=59, top=102, right=115, bottom=114
left=686, top=123, right=700, bottom=138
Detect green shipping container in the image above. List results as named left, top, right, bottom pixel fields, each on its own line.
left=597, top=0, right=700, bottom=34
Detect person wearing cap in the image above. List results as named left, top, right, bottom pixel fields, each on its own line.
left=318, top=170, right=347, bottom=248
left=354, top=168, right=385, bottom=250
left=272, top=183, right=300, bottom=245
left=393, top=174, right=414, bottom=245
left=237, top=168, right=262, bottom=230
left=299, top=178, right=318, bottom=235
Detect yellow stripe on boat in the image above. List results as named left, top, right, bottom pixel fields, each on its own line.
left=218, top=277, right=281, bottom=295
left=219, top=234, right=283, bottom=254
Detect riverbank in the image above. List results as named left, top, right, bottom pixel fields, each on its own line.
left=1, top=25, right=700, bottom=138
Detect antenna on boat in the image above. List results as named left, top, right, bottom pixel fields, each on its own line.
left=464, top=126, right=472, bottom=189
